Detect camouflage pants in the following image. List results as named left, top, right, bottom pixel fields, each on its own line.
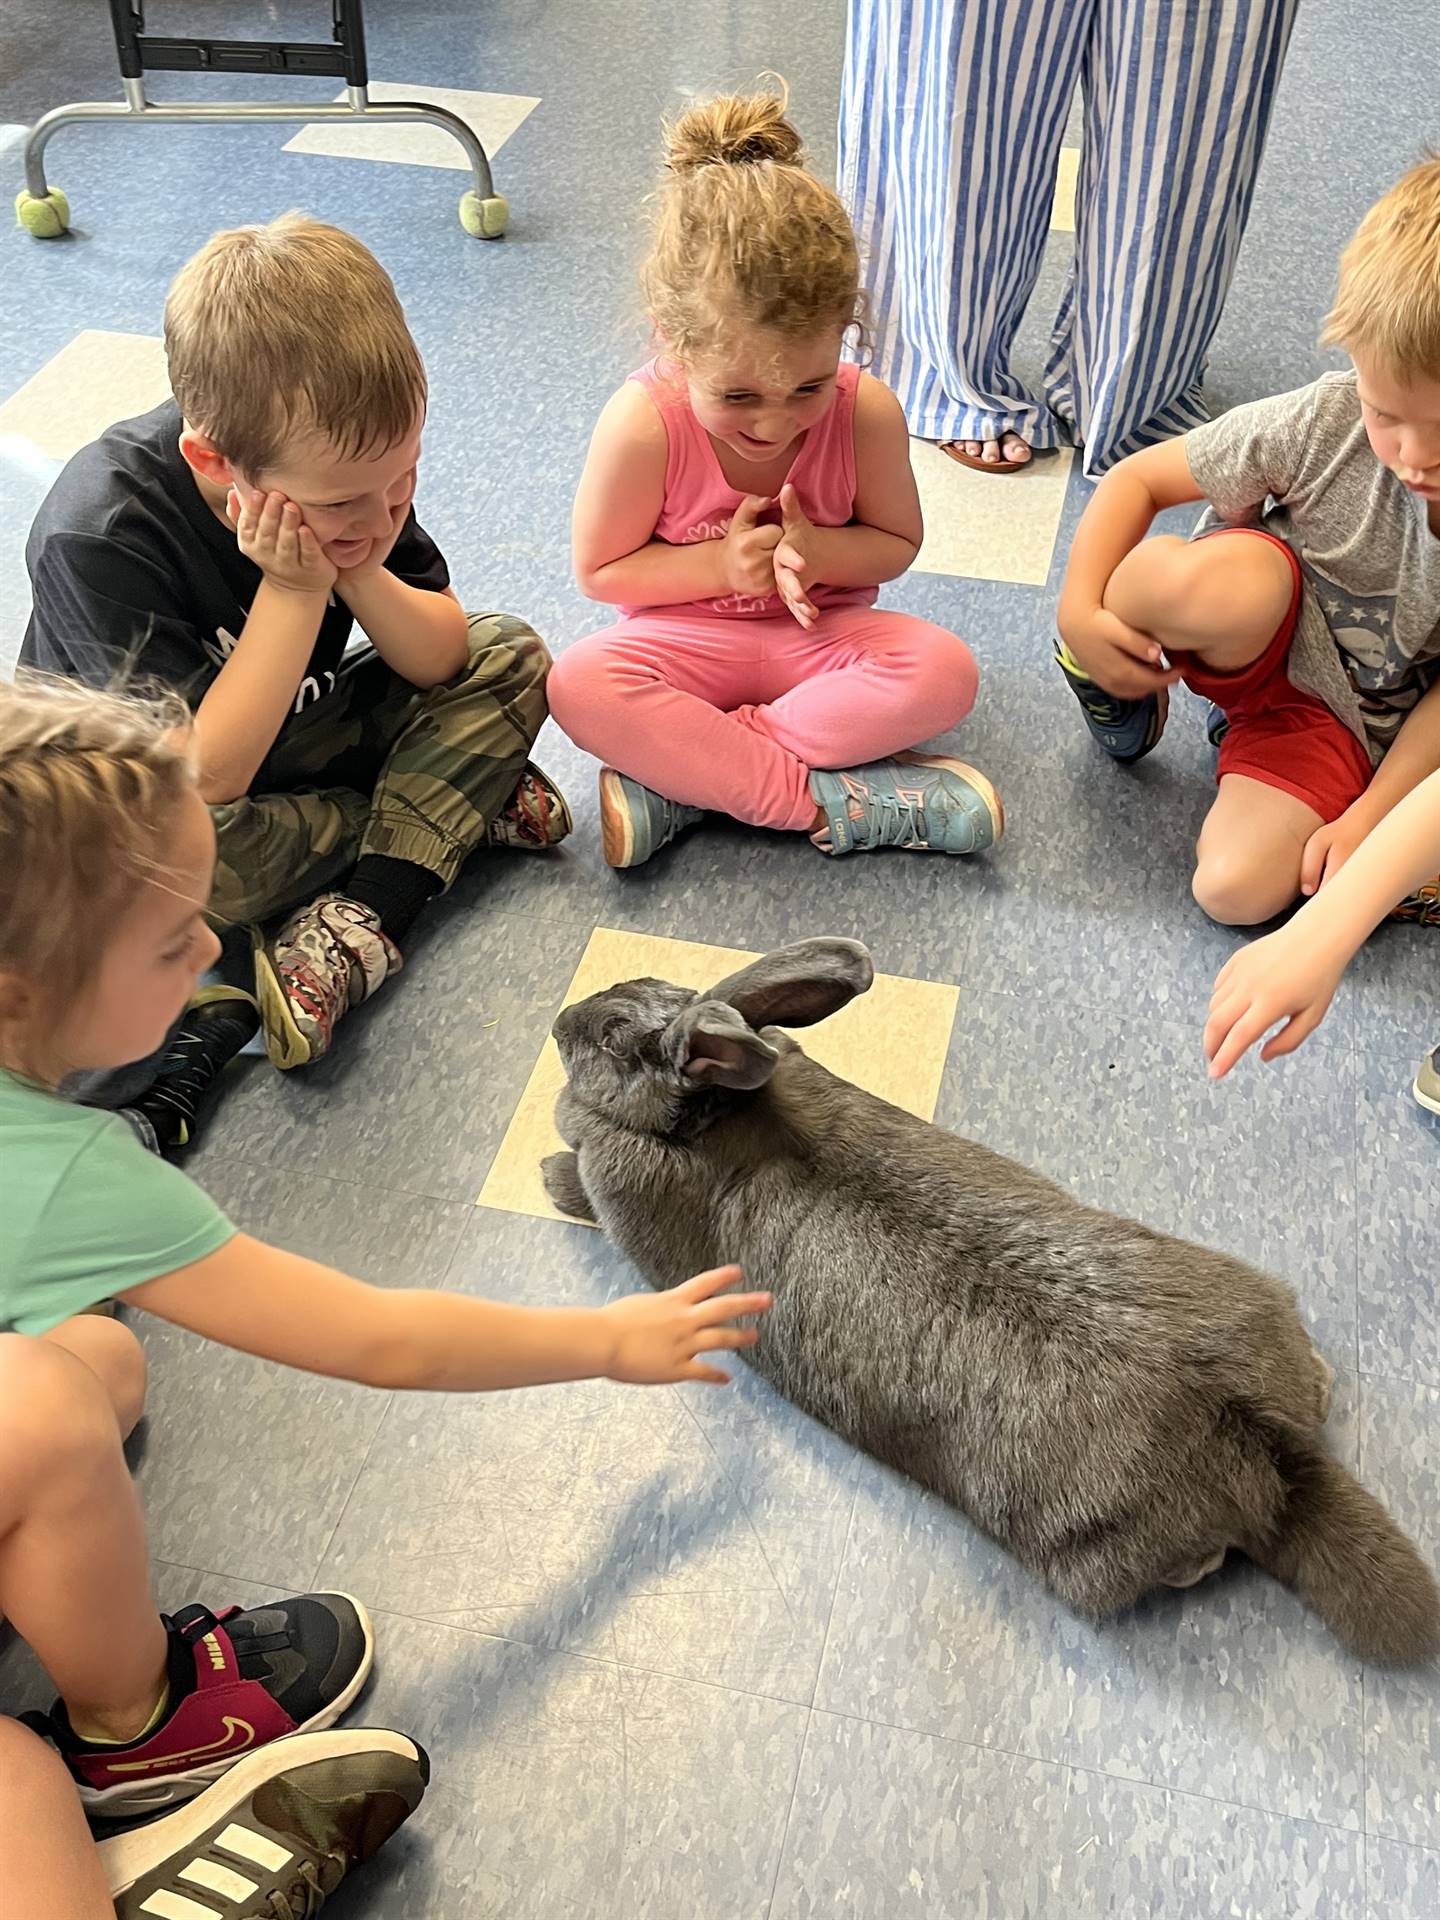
left=210, top=612, right=550, bottom=928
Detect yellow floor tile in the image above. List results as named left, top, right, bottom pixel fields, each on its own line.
left=477, top=927, right=959, bottom=1223
left=1051, top=148, right=1080, bottom=233
left=283, top=83, right=539, bottom=171
left=909, top=438, right=1073, bottom=586
left=0, top=331, right=169, bottom=464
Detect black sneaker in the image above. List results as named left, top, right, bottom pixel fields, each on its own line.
left=23, top=1592, right=374, bottom=1816
left=123, top=986, right=260, bottom=1154
left=1054, top=640, right=1167, bottom=764
left=101, top=1726, right=429, bottom=1916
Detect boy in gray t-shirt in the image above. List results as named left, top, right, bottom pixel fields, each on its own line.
left=1053, top=157, right=1440, bottom=948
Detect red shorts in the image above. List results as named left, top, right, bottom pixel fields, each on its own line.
left=1183, top=530, right=1374, bottom=824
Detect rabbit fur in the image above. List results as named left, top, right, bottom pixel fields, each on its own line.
left=542, top=937, right=1439, bottom=1664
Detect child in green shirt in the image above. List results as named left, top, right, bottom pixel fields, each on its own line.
left=0, top=675, right=766, bottom=1915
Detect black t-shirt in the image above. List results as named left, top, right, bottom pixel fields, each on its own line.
left=21, top=399, right=451, bottom=717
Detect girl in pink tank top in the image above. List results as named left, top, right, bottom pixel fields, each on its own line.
left=550, top=88, right=1002, bottom=870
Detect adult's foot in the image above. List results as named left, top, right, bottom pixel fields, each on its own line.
left=939, top=433, right=1032, bottom=472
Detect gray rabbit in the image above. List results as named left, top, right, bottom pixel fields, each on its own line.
left=542, top=936, right=1439, bottom=1665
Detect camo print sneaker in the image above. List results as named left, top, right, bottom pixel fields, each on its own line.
left=485, top=763, right=573, bottom=851
left=21, top=1593, right=373, bottom=1817
left=103, top=1727, right=428, bottom=1918
left=809, top=753, right=1003, bottom=856
left=1414, top=1045, right=1440, bottom=1116
left=254, top=894, right=402, bottom=1070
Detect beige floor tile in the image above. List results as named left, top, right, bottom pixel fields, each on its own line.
left=478, top=927, right=959, bottom=1222
left=283, top=83, right=539, bottom=171
left=0, top=331, right=169, bottom=463
left=910, top=438, right=1073, bottom=586
left=1051, top=147, right=1080, bottom=233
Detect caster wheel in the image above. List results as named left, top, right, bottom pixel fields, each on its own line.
left=459, top=190, right=508, bottom=239
left=15, top=187, right=71, bottom=238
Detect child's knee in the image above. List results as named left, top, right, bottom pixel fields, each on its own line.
left=927, top=630, right=980, bottom=722
left=547, top=642, right=630, bottom=740
left=1191, top=847, right=1297, bottom=927
left=0, top=1335, right=126, bottom=1478
left=53, top=1317, right=148, bottom=1437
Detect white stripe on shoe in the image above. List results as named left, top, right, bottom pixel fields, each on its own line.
left=178, top=1857, right=261, bottom=1899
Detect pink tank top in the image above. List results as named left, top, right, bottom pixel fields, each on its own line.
left=623, top=357, right=879, bottom=620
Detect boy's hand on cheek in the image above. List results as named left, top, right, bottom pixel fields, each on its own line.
left=228, top=485, right=337, bottom=597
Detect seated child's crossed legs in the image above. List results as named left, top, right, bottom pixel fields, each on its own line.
left=1102, top=529, right=1374, bottom=925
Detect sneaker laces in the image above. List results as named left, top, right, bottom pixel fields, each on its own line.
left=863, top=787, right=927, bottom=849
left=268, top=1861, right=328, bottom=1918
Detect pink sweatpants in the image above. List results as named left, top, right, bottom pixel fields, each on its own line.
left=547, top=605, right=980, bottom=831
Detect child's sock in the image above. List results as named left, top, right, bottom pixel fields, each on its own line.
left=69, top=1682, right=170, bottom=1746
left=345, top=855, right=441, bottom=946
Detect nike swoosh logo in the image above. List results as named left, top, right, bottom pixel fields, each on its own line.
left=108, top=1717, right=256, bottom=1773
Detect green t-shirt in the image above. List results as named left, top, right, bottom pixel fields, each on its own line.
left=0, top=1071, right=236, bottom=1334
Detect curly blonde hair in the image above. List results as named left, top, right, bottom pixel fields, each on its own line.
left=0, top=675, right=195, bottom=1081
left=1321, top=155, right=1440, bottom=381
left=642, top=85, right=863, bottom=369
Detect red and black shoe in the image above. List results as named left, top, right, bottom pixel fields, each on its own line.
left=21, top=1591, right=374, bottom=1818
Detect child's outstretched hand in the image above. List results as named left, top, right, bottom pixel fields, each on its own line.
left=601, top=1265, right=772, bottom=1386
left=228, top=486, right=337, bottom=597
left=1203, top=923, right=1347, bottom=1079
left=773, top=483, right=820, bottom=629
left=720, top=495, right=784, bottom=599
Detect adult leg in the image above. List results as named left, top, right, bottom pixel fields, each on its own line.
left=840, top=0, right=1091, bottom=459
left=0, top=1719, right=113, bottom=1919
left=1048, top=0, right=1299, bottom=475
left=0, top=1334, right=167, bottom=1741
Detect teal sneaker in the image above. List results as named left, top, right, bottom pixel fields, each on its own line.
left=809, top=753, right=1003, bottom=857
left=1054, top=640, right=1166, bottom=764
left=599, top=768, right=705, bottom=869
left=1414, top=1046, right=1440, bottom=1115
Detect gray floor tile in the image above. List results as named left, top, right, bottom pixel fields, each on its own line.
left=185, top=1157, right=473, bottom=1288
left=318, top=1213, right=855, bottom=1705
left=1359, top=1374, right=1440, bottom=1850
left=197, top=910, right=595, bottom=1203
left=816, top=1450, right=1366, bottom=1829
left=1355, top=1055, right=1440, bottom=1387
left=937, top=982, right=1359, bottom=1364
left=1367, top=1836, right=1440, bottom=1920
left=319, top=1612, right=809, bottom=1920
left=131, top=1318, right=392, bottom=1589
left=771, top=1711, right=1366, bottom=1920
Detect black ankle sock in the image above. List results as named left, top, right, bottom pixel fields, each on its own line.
left=346, top=855, right=441, bottom=946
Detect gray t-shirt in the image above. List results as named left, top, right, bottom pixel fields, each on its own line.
left=1185, top=370, right=1440, bottom=763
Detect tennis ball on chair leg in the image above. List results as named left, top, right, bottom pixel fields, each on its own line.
left=15, top=188, right=71, bottom=238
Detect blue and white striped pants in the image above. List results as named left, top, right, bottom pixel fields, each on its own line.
left=839, top=0, right=1299, bottom=475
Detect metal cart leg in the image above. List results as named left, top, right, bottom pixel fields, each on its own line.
left=15, top=0, right=508, bottom=239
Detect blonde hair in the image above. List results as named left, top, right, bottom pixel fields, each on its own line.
left=642, top=85, right=862, bottom=368
left=1321, top=156, right=1440, bottom=380
left=0, top=676, right=195, bottom=1081
left=164, top=211, right=427, bottom=476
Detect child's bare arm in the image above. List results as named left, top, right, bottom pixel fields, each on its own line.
left=120, top=1233, right=771, bottom=1391
left=1206, top=765, right=1440, bottom=1076
left=573, top=386, right=733, bottom=606
left=1056, top=439, right=1206, bottom=698
left=193, top=490, right=335, bottom=803
left=1301, top=676, right=1440, bottom=893
left=802, top=376, right=921, bottom=587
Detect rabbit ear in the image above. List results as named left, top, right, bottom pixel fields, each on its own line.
left=704, top=937, right=874, bottom=1031
left=664, top=1001, right=780, bottom=1090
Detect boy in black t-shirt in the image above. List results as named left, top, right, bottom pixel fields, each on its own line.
left=23, top=213, right=569, bottom=1148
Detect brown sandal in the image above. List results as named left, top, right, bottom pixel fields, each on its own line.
left=938, top=439, right=1032, bottom=474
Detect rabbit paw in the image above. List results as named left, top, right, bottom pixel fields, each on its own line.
left=543, top=1151, right=597, bottom=1222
